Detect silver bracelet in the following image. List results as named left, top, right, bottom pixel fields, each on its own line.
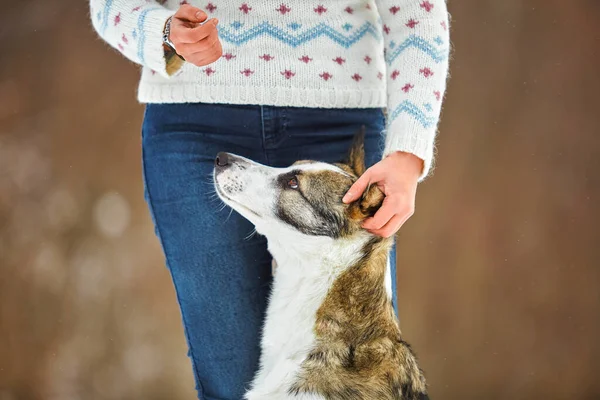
left=162, top=15, right=176, bottom=49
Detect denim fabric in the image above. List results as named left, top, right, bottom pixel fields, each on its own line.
left=141, top=103, right=398, bottom=400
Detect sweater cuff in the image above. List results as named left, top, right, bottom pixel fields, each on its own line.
left=382, top=117, right=436, bottom=182
left=135, top=8, right=183, bottom=78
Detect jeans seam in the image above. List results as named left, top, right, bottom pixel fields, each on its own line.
left=141, top=140, right=208, bottom=400
left=259, top=105, right=270, bottom=164
left=280, top=107, right=288, bottom=144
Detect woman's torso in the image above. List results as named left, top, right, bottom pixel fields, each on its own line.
left=139, top=0, right=387, bottom=109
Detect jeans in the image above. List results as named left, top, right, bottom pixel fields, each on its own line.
left=141, top=103, right=398, bottom=400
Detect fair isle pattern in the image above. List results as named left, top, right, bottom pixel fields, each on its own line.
left=388, top=100, right=435, bottom=128
left=98, top=0, right=114, bottom=35
left=90, top=0, right=450, bottom=179
left=384, top=32, right=448, bottom=127
left=219, top=21, right=382, bottom=48
left=136, top=7, right=162, bottom=64
left=385, top=34, right=447, bottom=65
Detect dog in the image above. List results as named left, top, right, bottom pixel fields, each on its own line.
left=213, top=130, right=429, bottom=400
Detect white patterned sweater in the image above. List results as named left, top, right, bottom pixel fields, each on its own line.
left=90, top=0, right=450, bottom=177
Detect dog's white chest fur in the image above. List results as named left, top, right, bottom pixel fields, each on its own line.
left=245, top=268, right=328, bottom=399
left=244, top=232, right=392, bottom=400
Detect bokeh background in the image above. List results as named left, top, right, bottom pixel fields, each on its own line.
left=1, top=1, right=599, bottom=399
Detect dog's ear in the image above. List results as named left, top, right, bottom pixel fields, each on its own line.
left=346, top=126, right=366, bottom=177
left=348, top=182, right=385, bottom=220
left=359, top=182, right=385, bottom=218
left=346, top=127, right=385, bottom=221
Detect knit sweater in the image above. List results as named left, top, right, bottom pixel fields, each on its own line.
left=90, top=0, right=450, bottom=177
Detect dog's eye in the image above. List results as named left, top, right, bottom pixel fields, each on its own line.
left=287, top=177, right=299, bottom=189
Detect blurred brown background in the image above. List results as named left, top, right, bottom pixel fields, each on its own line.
left=1, top=1, right=599, bottom=399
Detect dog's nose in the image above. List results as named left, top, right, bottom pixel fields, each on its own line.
left=215, top=152, right=229, bottom=167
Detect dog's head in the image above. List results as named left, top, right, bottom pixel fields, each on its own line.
left=213, top=129, right=384, bottom=240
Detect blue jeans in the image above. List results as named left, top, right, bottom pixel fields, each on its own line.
left=141, top=103, right=398, bottom=400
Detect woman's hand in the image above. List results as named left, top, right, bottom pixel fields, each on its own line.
left=169, top=4, right=223, bottom=67
left=342, top=151, right=423, bottom=238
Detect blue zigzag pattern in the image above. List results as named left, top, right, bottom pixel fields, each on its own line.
left=99, top=0, right=114, bottom=35
left=388, top=100, right=436, bottom=128
left=219, top=22, right=381, bottom=48
left=137, top=7, right=162, bottom=64
left=386, top=35, right=448, bottom=65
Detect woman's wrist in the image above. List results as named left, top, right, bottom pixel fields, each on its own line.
left=385, top=151, right=424, bottom=181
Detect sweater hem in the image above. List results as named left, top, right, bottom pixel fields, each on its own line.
left=137, top=83, right=387, bottom=109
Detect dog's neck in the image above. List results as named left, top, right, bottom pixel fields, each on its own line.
left=266, top=230, right=371, bottom=275
left=263, top=226, right=393, bottom=295
left=262, top=228, right=394, bottom=317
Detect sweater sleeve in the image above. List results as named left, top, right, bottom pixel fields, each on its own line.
left=376, top=0, right=450, bottom=180
left=89, top=0, right=184, bottom=78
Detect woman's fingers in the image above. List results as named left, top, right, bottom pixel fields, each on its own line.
left=175, top=30, right=220, bottom=57
left=183, top=40, right=223, bottom=66
left=174, top=4, right=208, bottom=24
left=172, top=18, right=219, bottom=44
left=168, top=5, right=222, bottom=67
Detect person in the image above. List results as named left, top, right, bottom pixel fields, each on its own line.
left=90, top=0, right=450, bottom=398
